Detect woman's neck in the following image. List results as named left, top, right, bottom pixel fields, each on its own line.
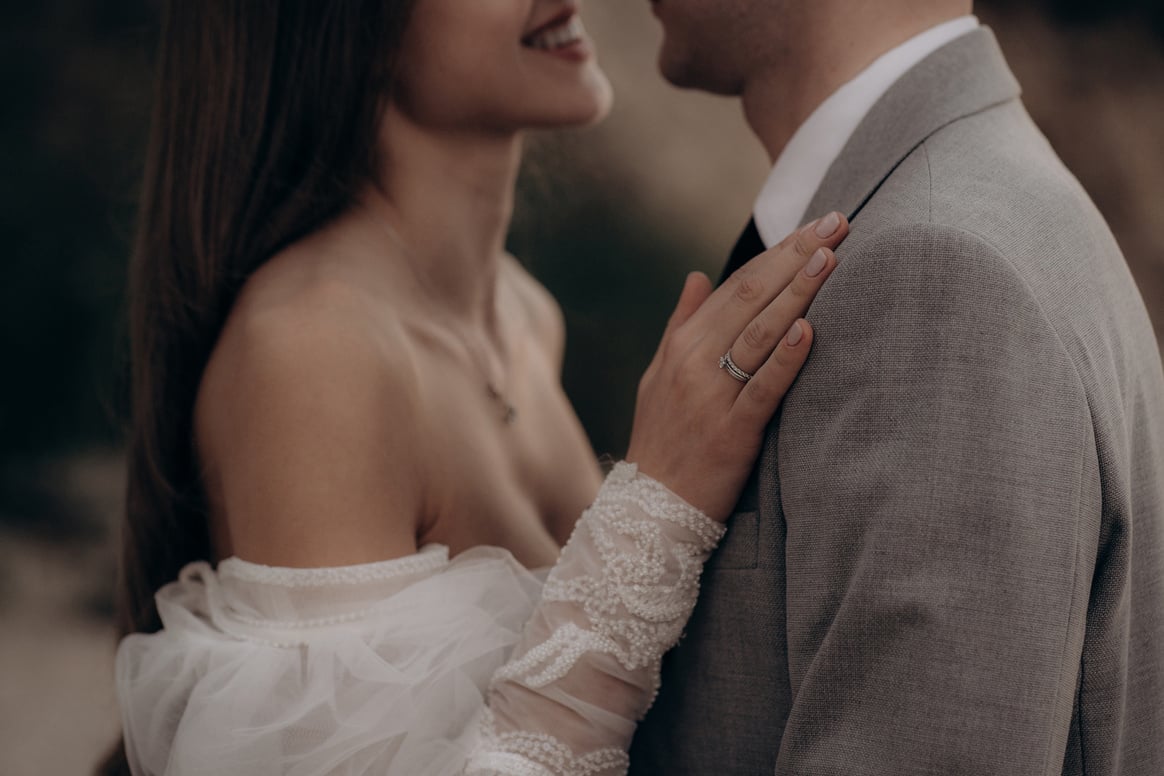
left=363, top=107, right=524, bottom=330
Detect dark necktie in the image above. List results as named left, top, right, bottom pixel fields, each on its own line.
left=719, top=217, right=766, bottom=285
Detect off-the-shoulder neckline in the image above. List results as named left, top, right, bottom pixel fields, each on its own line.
left=217, top=544, right=451, bottom=587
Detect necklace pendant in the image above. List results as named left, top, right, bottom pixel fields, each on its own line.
left=486, top=384, right=517, bottom=425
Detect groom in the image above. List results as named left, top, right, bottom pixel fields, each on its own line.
left=630, top=1, right=1164, bottom=774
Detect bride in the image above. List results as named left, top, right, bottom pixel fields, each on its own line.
left=107, top=0, right=848, bottom=774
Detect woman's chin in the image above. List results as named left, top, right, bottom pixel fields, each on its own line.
left=534, top=72, right=615, bottom=129
left=582, top=72, right=615, bottom=125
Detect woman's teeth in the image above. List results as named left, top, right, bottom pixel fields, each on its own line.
left=526, top=16, right=585, bottom=51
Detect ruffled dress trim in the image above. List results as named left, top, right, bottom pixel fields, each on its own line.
left=218, top=543, right=450, bottom=587
left=116, top=464, right=724, bottom=776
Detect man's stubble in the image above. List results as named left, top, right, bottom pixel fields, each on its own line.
left=654, top=0, right=802, bottom=96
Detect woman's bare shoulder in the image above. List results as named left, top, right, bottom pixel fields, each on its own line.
left=195, top=243, right=427, bottom=568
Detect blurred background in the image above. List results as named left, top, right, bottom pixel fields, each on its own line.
left=2, top=1, right=1162, bottom=772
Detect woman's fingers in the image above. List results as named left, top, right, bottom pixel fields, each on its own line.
left=726, top=246, right=837, bottom=376
left=624, top=215, right=845, bottom=522
left=691, top=212, right=848, bottom=350
left=732, top=319, right=814, bottom=426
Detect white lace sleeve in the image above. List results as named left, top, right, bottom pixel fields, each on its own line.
left=466, top=461, right=726, bottom=776
left=115, top=464, right=722, bottom=776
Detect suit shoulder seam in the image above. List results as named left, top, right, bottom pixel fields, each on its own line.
left=849, top=222, right=1089, bottom=408
left=937, top=224, right=1091, bottom=409
left=922, top=142, right=934, bottom=224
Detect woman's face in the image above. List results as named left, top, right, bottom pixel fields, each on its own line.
left=393, top=0, right=613, bottom=132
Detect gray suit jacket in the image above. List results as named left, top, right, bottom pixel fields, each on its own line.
left=629, top=28, right=1164, bottom=775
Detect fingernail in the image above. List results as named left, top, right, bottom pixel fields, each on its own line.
left=786, top=321, right=804, bottom=347
left=805, top=248, right=828, bottom=278
left=814, top=212, right=841, bottom=238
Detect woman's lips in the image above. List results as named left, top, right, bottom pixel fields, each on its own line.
left=522, top=4, right=579, bottom=43
left=522, top=15, right=591, bottom=61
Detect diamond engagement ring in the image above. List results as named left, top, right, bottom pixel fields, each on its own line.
left=718, top=350, right=753, bottom=384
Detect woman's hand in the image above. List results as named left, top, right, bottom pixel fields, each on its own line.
left=626, top=212, right=849, bottom=521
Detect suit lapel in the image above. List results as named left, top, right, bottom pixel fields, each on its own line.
left=803, top=27, right=1022, bottom=226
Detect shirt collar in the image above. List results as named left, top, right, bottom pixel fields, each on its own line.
left=753, top=15, right=980, bottom=248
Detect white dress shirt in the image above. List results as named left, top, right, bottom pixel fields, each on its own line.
left=753, top=16, right=980, bottom=248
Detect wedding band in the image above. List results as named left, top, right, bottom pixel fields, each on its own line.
left=718, top=350, right=753, bottom=383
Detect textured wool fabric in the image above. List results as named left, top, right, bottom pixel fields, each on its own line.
left=629, top=27, right=1164, bottom=776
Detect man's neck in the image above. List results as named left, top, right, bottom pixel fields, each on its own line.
left=741, top=13, right=968, bottom=163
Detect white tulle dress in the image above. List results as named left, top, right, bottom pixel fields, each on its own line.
left=115, top=462, right=725, bottom=775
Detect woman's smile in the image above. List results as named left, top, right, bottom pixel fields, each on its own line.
left=522, top=11, right=593, bottom=62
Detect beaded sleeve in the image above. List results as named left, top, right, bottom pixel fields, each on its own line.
left=466, top=462, right=726, bottom=776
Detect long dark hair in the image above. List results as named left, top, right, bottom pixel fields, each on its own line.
left=101, top=2, right=416, bottom=772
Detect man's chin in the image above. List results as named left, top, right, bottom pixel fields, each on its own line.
left=657, top=48, right=741, bottom=96
left=657, top=45, right=698, bottom=89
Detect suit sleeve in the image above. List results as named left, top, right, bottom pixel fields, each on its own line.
left=772, top=223, right=1097, bottom=775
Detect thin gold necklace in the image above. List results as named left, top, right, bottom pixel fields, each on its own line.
left=364, top=206, right=518, bottom=425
